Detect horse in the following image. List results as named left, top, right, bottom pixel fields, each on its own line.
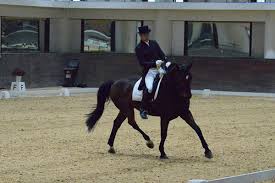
left=85, top=62, right=213, bottom=159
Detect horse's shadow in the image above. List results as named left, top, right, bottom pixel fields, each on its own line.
left=105, top=152, right=215, bottom=164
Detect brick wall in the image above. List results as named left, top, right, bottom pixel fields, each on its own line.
left=0, top=53, right=65, bottom=88
left=176, top=57, right=275, bottom=92
left=0, top=53, right=275, bottom=92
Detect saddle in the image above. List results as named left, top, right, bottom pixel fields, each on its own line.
left=132, top=62, right=171, bottom=102
left=132, top=74, right=162, bottom=102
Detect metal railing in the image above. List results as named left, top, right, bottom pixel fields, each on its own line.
left=41, top=0, right=275, bottom=2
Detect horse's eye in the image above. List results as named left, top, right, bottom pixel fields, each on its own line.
left=186, top=75, right=189, bottom=80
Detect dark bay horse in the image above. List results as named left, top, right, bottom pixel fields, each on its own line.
left=86, top=62, right=213, bottom=159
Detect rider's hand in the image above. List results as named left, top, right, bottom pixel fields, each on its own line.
left=156, top=60, right=166, bottom=76
left=156, top=60, right=164, bottom=68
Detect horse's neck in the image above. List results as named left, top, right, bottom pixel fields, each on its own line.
left=158, top=78, right=178, bottom=101
left=159, top=76, right=190, bottom=104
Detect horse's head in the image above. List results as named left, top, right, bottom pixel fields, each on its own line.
left=166, top=62, right=192, bottom=99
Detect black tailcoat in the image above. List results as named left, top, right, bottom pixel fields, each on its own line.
left=135, top=40, right=166, bottom=90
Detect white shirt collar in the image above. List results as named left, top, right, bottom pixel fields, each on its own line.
left=143, top=40, right=150, bottom=46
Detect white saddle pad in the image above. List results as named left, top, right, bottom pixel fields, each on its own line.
left=132, top=77, right=163, bottom=102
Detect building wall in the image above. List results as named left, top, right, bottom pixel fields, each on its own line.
left=0, top=54, right=66, bottom=88
left=0, top=1, right=275, bottom=92
left=1, top=53, right=275, bottom=92
left=1, top=2, right=275, bottom=58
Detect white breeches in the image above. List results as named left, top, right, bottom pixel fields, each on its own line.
left=145, top=68, right=159, bottom=93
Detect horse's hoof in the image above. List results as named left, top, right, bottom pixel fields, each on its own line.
left=205, top=150, right=213, bottom=159
left=160, top=154, right=169, bottom=159
left=108, top=147, right=116, bottom=154
left=146, top=140, right=154, bottom=149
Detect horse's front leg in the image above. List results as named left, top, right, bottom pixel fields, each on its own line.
left=159, top=117, right=170, bottom=159
left=180, top=110, right=213, bottom=159
left=127, top=109, right=154, bottom=149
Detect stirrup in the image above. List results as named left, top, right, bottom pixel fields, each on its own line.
left=140, top=110, right=148, bottom=120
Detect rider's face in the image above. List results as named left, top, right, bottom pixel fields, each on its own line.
left=139, top=33, right=149, bottom=42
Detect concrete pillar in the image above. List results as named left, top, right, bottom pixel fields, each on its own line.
left=115, top=21, right=123, bottom=52
left=50, top=18, right=71, bottom=53
left=70, top=19, right=81, bottom=53
left=136, top=21, right=142, bottom=45
left=115, top=21, right=137, bottom=53
left=0, top=17, right=1, bottom=54
left=114, top=19, right=172, bottom=54
left=50, top=18, right=81, bottom=53
left=172, top=21, right=185, bottom=56
left=154, top=14, right=172, bottom=56
left=144, top=21, right=155, bottom=40
left=264, top=12, right=275, bottom=59
left=39, top=19, right=45, bottom=52
left=125, top=21, right=137, bottom=53
left=252, top=22, right=264, bottom=58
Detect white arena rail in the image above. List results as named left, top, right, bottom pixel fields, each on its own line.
left=192, top=89, right=275, bottom=98
left=188, top=168, right=275, bottom=183
left=2, top=87, right=275, bottom=98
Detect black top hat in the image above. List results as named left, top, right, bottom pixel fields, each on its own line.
left=138, top=26, right=151, bottom=34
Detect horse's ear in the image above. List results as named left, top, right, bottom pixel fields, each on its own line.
left=186, top=62, right=193, bottom=71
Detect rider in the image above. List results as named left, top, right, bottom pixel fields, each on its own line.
left=135, top=25, right=167, bottom=119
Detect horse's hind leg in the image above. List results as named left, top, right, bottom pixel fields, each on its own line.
left=127, top=109, right=154, bottom=149
left=107, top=112, right=126, bottom=154
left=180, top=110, right=213, bottom=159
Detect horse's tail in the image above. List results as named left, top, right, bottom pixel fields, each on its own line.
left=86, top=80, right=114, bottom=133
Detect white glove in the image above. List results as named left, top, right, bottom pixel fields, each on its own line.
left=156, top=60, right=164, bottom=67
left=156, top=60, right=166, bottom=76
left=166, top=62, right=171, bottom=68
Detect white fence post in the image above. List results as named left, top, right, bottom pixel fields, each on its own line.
left=60, top=88, right=70, bottom=97
left=202, top=89, right=211, bottom=98
left=0, top=91, right=11, bottom=99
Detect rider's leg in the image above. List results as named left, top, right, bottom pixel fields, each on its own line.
left=140, top=69, right=155, bottom=119
left=138, top=71, right=146, bottom=91
left=145, top=69, right=156, bottom=93
left=140, top=87, right=150, bottom=119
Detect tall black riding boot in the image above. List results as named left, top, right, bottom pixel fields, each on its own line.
left=140, top=88, right=150, bottom=119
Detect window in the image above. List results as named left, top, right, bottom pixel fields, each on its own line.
left=185, top=22, right=251, bottom=57
left=82, top=20, right=114, bottom=52
left=82, top=20, right=153, bottom=53
left=1, top=17, right=40, bottom=52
